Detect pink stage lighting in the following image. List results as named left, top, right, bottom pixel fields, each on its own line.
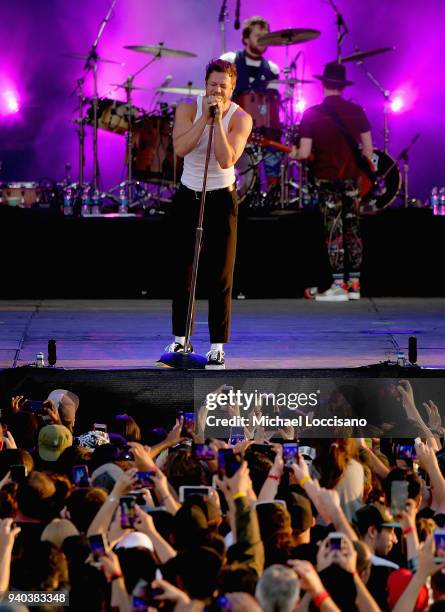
left=390, top=95, right=404, bottom=113
left=3, top=90, right=19, bottom=114
left=295, top=98, right=307, bottom=113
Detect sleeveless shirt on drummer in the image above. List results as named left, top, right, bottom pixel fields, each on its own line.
left=181, top=95, right=239, bottom=191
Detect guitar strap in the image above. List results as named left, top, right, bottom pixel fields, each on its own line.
left=319, top=103, right=374, bottom=181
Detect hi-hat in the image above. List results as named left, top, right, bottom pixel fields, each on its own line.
left=341, top=47, right=395, bottom=63
left=269, top=78, right=314, bottom=85
left=124, top=44, right=197, bottom=58
left=258, top=28, right=321, bottom=46
left=158, top=85, right=205, bottom=96
left=64, top=53, right=124, bottom=65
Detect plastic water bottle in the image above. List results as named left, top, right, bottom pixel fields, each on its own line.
left=91, top=189, right=101, bottom=215
left=119, top=185, right=128, bottom=215
left=63, top=186, right=73, bottom=216
left=439, top=187, right=445, bottom=216
left=81, top=185, right=91, bottom=216
left=431, top=187, right=439, bottom=215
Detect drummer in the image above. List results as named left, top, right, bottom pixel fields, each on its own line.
left=221, top=16, right=282, bottom=186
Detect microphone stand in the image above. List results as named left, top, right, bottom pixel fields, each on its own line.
left=326, top=0, right=349, bottom=62
left=219, top=0, right=229, bottom=55
left=158, top=114, right=216, bottom=369
left=380, top=134, right=420, bottom=207
left=81, top=0, right=118, bottom=191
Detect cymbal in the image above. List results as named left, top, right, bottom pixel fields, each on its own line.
left=341, top=47, right=395, bottom=63
left=64, top=53, right=124, bottom=65
left=111, top=83, right=147, bottom=91
left=124, top=44, right=197, bottom=58
left=269, top=78, right=314, bottom=85
left=158, top=86, right=206, bottom=96
left=258, top=28, right=321, bottom=46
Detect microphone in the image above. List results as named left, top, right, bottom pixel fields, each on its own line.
left=159, top=74, right=173, bottom=88
left=408, top=336, right=417, bottom=365
left=48, top=339, right=57, bottom=367
left=209, top=104, right=217, bottom=118
left=234, top=0, right=240, bottom=30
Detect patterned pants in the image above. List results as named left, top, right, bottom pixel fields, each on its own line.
left=316, top=179, right=363, bottom=277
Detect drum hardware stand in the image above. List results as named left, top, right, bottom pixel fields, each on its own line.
left=354, top=59, right=392, bottom=154
left=218, top=0, right=229, bottom=54
left=158, top=116, right=217, bottom=369
left=390, top=133, right=420, bottom=208
left=113, top=51, right=166, bottom=206
left=325, top=0, right=349, bottom=63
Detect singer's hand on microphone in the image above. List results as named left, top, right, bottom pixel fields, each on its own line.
left=204, top=95, right=222, bottom=121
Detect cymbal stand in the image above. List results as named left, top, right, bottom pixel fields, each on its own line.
left=118, top=53, right=163, bottom=206
left=218, top=0, right=229, bottom=54
left=355, top=59, right=391, bottom=153
left=325, top=0, right=349, bottom=63
left=380, top=133, right=420, bottom=207
left=75, top=78, right=86, bottom=188
left=81, top=0, right=118, bottom=191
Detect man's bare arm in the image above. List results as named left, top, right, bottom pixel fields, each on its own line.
left=360, top=131, right=373, bottom=161
left=173, top=102, right=207, bottom=158
left=214, top=111, right=252, bottom=169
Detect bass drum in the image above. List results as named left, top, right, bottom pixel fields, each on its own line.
left=363, top=149, right=401, bottom=209
left=235, top=147, right=258, bottom=205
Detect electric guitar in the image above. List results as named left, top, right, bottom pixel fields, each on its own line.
left=248, top=133, right=375, bottom=198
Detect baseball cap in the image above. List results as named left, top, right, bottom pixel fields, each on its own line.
left=47, top=389, right=79, bottom=423
left=353, top=503, right=401, bottom=535
left=38, top=425, right=73, bottom=462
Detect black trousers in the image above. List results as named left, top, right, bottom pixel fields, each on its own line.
left=170, top=183, right=238, bottom=343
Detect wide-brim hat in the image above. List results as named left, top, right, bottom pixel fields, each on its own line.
left=314, top=61, right=354, bottom=87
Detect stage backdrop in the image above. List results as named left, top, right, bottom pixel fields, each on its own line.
left=0, top=0, right=444, bottom=200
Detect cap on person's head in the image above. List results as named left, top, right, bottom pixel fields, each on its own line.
left=388, top=569, right=428, bottom=612
left=91, top=462, right=124, bottom=493
left=47, top=389, right=79, bottom=423
left=41, top=518, right=80, bottom=549
left=115, top=532, right=154, bottom=551
left=75, top=430, right=110, bottom=449
left=287, top=492, right=313, bottom=535
left=314, top=61, right=354, bottom=87
left=38, top=425, right=73, bottom=462
left=353, top=503, right=400, bottom=535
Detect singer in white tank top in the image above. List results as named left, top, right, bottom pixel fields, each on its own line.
left=164, top=60, right=252, bottom=368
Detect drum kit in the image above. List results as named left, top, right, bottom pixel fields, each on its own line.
left=59, top=1, right=409, bottom=218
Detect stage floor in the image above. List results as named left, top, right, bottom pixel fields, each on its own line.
left=1, top=298, right=444, bottom=370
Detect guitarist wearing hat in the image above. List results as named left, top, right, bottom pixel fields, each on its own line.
left=291, top=61, right=374, bottom=302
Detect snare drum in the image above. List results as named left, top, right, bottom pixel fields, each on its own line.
left=0, top=182, right=41, bottom=208
left=235, top=90, right=281, bottom=139
left=132, top=115, right=182, bottom=183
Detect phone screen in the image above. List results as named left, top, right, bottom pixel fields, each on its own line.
left=391, top=480, right=409, bottom=516
left=136, top=471, right=155, bottom=489
left=88, top=534, right=106, bottom=560
left=395, top=444, right=416, bottom=460
left=72, top=465, right=90, bottom=487
left=27, top=400, right=44, bottom=414
left=218, top=449, right=241, bottom=478
left=283, top=443, right=299, bottom=466
left=193, top=444, right=216, bottom=461
left=180, top=486, right=212, bottom=502
left=183, top=412, right=195, bottom=430
left=434, top=530, right=445, bottom=562
left=120, top=496, right=136, bottom=528
left=329, top=535, right=342, bottom=551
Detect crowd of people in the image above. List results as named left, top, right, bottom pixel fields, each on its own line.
left=1, top=387, right=445, bottom=611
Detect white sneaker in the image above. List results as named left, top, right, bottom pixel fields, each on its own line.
left=315, top=285, right=349, bottom=302
left=163, top=341, right=193, bottom=353
left=205, top=349, right=225, bottom=369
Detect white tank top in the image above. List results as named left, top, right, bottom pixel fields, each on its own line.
left=181, top=96, right=239, bottom=191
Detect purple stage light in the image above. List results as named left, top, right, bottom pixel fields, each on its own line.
left=295, top=98, right=307, bottom=113
left=2, top=90, right=19, bottom=114
left=390, top=95, right=404, bottom=113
